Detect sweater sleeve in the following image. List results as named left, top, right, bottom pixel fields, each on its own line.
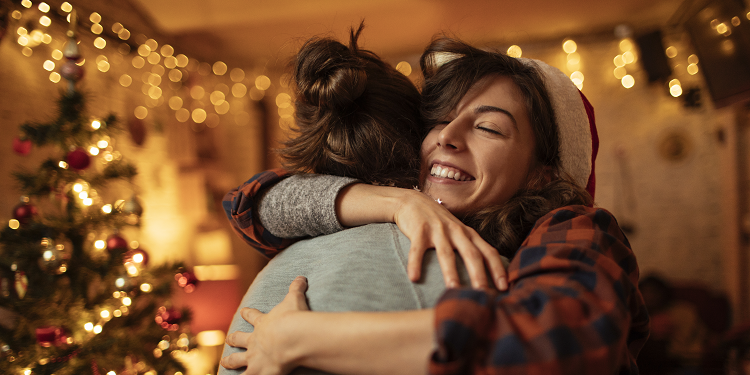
left=222, top=169, right=359, bottom=259
left=257, top=173, right=359, bottom=238
left=429, top=206, right=650, bottom=375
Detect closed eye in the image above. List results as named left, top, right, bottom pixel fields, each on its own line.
left=476, top=125, right=502, bottom=136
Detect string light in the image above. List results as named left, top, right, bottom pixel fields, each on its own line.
left=396, top=61, right=412, bottom=76
left=621, top=74, right=635, bottom=88
left=506, top=45, right=522, bottom=58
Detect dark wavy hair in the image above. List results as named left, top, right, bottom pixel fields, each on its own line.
left=419, top=38, right=592, bottom=259
left=280, top=23, right=422, bottom=188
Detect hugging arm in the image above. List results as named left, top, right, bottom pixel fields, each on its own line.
left=223, top=206, right=649, bottom=375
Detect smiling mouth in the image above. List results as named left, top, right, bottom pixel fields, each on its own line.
left=430, top=164, right=475, bottom=181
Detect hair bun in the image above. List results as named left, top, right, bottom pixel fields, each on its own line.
left=294, top=38, right=367, bottom=110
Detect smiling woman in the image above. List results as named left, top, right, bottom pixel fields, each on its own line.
left=220, top=36, right=647, bottom=375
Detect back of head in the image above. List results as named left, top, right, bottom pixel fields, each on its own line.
left=280, top=23, right=422, bottom=188
left=419, top=37, right=596, bottom=258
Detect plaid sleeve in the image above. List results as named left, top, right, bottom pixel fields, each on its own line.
left=222, top=169, right=298, bottom=259
left=430, top=206, right=650, bottom=375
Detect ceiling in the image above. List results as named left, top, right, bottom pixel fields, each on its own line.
left=128, top=0, right=688, bottom=67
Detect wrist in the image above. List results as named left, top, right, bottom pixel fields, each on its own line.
left=335, top=184, right=411, bottom=227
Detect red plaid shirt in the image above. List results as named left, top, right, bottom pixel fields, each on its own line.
left=224, top=171, right=649, bottom=374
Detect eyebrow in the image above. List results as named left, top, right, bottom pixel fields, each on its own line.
left=474, top=105, right=518, bottom=130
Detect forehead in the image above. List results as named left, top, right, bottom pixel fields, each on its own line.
left=454, top=75, right=526, bottom=114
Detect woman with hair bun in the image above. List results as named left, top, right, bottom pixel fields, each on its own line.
left=220, top=31, right=648, bottom=375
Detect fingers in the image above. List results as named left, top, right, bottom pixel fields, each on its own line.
left=226, top=330, right=252, bottom=347
left=221, top=352, right=248, bottom=369
left=476, top=240, right=508, bottom=291
left=288, top=275, right=308, bottom=293
left=452, top=237, right=489, bottom=289
left=434, top=242, right=460, bottom=288
left=241, top=308, right=264, bottom=325
left=407, top=242, right=427, bottom=282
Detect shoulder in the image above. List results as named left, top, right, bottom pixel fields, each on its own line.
left=525, top=205, right=630, bottom=249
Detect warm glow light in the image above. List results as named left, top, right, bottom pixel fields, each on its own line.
left=9, top=219, right=20, bottom=230
left=176, top=54, right=189, bottom=67
left=49, top=72, right=61, bottom=83
left=255, top=75, right=271, bottom=90
left=84, top=322, right=94, bottom=332
left=396, top=61, right=412, bottom=76
left=118, top=29, right=130, bottom=40
left=619, top=38, right=633, bottom=52
left=716, top=23, right=728, bottom=34
left=192, top=108, right=207, bottom=123
left=113, top=310, right=122, bottom=317
left=122, top=297, right=132, bottom=306
left=39, top=2, right=50, bottom=12
left=89, top=146, right=99, bottom=156
left=59, top=161, right=69, bottom=169
left=120, top=74, right=133, bottom=87
left=73, top=183, right=83, bottom=193
left=112, top=22, right=123, bottom=33
left=134, top=106, right=148, bottom=120
left=145, top=38, right=158, bottom=51
left=687, top=63, right=699, bottom=75
left=164, top=56, right=178, bottom=69
left=102, top=204, right=112, bottom=214
left=665, top=46, right=678, bottom=58
left=90, top=12, right=101, bottom=23
left=669, top=78, right=681, bottom=88
left=621, top=74, right=635, bottom=88
left=93, top=325, right=102, bottom=334
left=562, top=39, right=577, bottom=54
left=42, top=33, right=51, bottom=44
left=687, top=54, right=699, bottom=64
left=21, top=0, right=31, bottom=7
left=161, top=44, right=174, bottom=57
left=95, top=240, right=106, bottom=249
left=613, top=55, right=625, bottom=67
left=232, top=83, right=247, bottom=98
left=91, top=23, right=103, bottom=35
left=570, top=71, right=584, bottom=84
left=213, top=61, right=228, bottom=75
left=140, top=283, right=152, bottom=292
left=83, top=198, right=93, bottom=206
left=230, top=68, right=245, bottom=82
left=168, top=69, right=182, bottom=82
left=39, top=16, right=51, bottom=27
left=12, top=10, right=22, bottom=19
left=210, top=91, right=226, bottom=105
left=78, top=191, right=88, bottom=199
left=622, top=51, right=635, bottom=64
left=276, top=93, right=292, bottom=108
left=115, top=277, right=126, bottom=288
left=43, top=60, right=55, bottom=71
left=91, top=120, right=102, bottom=129
left=215, top=101, right=230, bottom=114
left=22, top=47, right=33, bottom=57
left=148, top=86, right=162, bottom=99
left=61, top=2, right=72, bottom=12
left=190, top=86, right=205, bottom=99
left=176, top=108, right=190, bottom=122
left=94, top=37, right=106, bottom=49
left=506, top=45, right=522, bottom=57
left=97, top=60, right=110, bottom=72
left=670, top=84, right=683, bottom=97
left=169, top=96, right=183, bottom=110
left=18, top=35, right=29, bottom=46
left=101, top=310, right=110, bottom=319
left=197, top=330, right=226, bottom=347
left=148, top=52, right=160, bottom=65
left=17, top=27, right=27, bottom=36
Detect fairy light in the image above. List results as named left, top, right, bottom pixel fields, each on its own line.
left=90, top=12, right=101, bottom=23
left=230, top=68, right=245, bottom=82
left=176, top=108, right=190, bottom=122
left=255, top=75, right=271, bottom=90
left=59, top=161, right=69, bottom=169
left=669, top=79, right=682, bottom=97
left=134, top=106, right=148, bottom=120
left=395, top=61, right=412, bottom=76
left=9, top=220, right=20, bottom=230
left=192, top=108, right=207, bottom=123
left=89, top=146, right=99, bottom=155
left=91, top=119, right=101, bottom=129
left=562, top=39, right=577, bottom=53
left=21, top=0, right=32, bottom=8
left=84, top=322, right=94, bottom=332
left=61, top=2, right=72, bottom=12
left=97, top=140, right=108, bottom=148
left=95, top=240, right=106, bottom=249
left=140, top=283, right=152, bottom=292
left=94, top=37, right=106, bottom=49
left=213, top=61, right=228, bottom=75
left=91, top=23, right=103, bottom=35
left=621, top=74, right=635, bottom=88
left=101, top=310, right=110, bottom=319
left=122, top=297, right=132, bottom=306
left=506, top=45, right=522, bottom=58
left=232, top=83, right=247, bottom=98
left=93, top=325, right=102, bottom=334
left=43, top=60, right=55, bottom=71
left=78, top=191, right=88, bottom=200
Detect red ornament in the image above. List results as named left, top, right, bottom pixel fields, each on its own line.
left=12, top=136, right=31, bottom=155
left=66, top=148, right=90, bottom=170
left=155, top=306, right=182, bottom=331
left=13, top=202, right=37, bottom=225
left=176, top=271, right=198, bottom=293
left=124, top=248, right=149, bottom=267
left=106, top=234, right=128, bottom=252
left=36, top=326, right=67, bottom=347
left=60, top=60, right=84, bottom=82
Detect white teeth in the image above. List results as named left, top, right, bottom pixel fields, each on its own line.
left=430, top=164, right=470, bottom=181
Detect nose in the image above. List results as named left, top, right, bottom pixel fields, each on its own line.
left=436, top=120, right=465, bottom=151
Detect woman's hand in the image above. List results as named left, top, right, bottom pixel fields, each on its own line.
left=221, top=276, right=310, bottom=375
left=393, top=190, right=508, bottom=290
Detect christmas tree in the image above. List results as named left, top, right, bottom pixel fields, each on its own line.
left=0, top=11, right=195, bottom=375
